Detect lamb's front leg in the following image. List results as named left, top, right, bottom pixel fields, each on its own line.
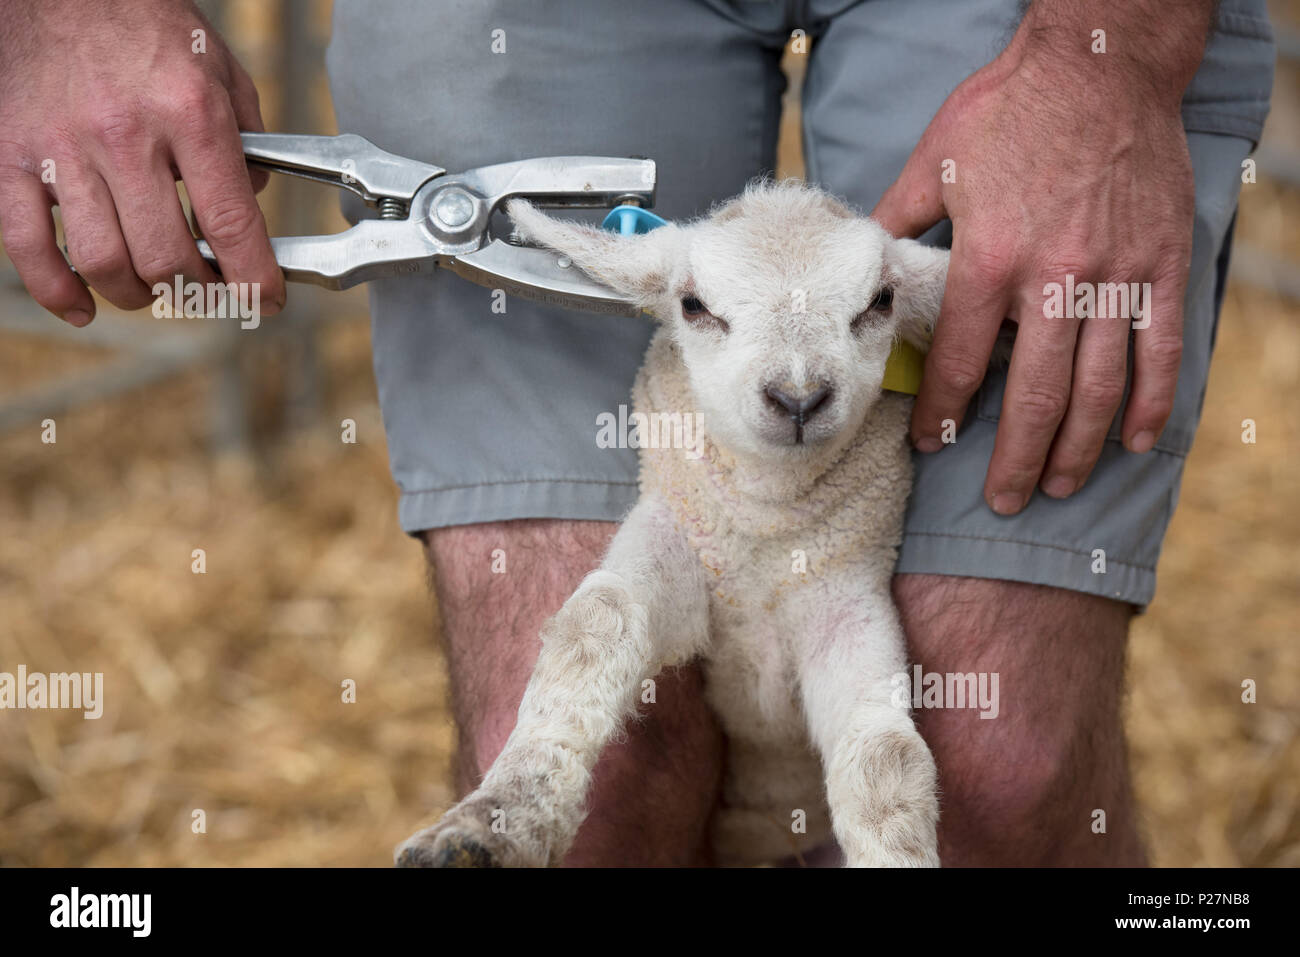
left=396, top=497, right=709, bottom=867
left=797, top=576, right=940, bottom=867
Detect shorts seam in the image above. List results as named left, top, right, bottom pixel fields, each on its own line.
left=1182, top=106, right=1270, bottom=123
left=1215, top=11, right=1275, bottom=39
left=973, top=409, right=1191, bottom=458
left=402, top=477, right=639, bottom=495
left=903, top=529, right=1156, bottom=572
left=1179, top=109, right=1267, bottom=144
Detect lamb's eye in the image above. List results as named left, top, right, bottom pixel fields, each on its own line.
left=851, top=286, right=895, bottom=333
left=679, top=294, right=730, bottom=332
left=681, top=295, right=709, bottom=319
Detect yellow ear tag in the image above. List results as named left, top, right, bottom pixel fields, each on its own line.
left=882, top=339, right=925, bottom=395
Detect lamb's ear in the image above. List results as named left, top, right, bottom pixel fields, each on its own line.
left=506, top=199, right=681, bottom=305
left=885, top=237, right=950, bottom=353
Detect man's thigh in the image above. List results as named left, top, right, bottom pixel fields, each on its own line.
left=894, top=574, right=1143, bottom=866
left=327, top=0, right=787, bottom=534
left=423, top=520, right=619, bottom=786
left=805, top=0, right=1270, bottom=607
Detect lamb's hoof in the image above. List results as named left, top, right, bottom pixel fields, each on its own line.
left=395, top=790, right=562, bottom=867
left=396, top=831, right=501, bottom=869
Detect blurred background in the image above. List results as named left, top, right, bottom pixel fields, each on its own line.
left=0, top=0, right=1295, bottom=867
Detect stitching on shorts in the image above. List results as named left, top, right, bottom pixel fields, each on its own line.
left=1181, top=105, right=1269, bottom=124
left=403, top=477, right=639, bottom=495
left=1215, top=11, right=1275, bottom=39
left=904, top=529, right=1157, bottom=572
left=973, top=405, right=1192, bottom=457
left=1179, top=109, right=1268, bottom=144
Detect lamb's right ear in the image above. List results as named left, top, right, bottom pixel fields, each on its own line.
left=885, top=238, right=950, bottom=353
left=507, top=199, right=681, bottom=306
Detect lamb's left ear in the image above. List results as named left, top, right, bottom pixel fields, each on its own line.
left=506, top=199, right=681, bottom=307
left=884, top=237, right=950, bottom=353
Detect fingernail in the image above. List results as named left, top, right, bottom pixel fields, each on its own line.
left=1129, top=430, right=1155, bottom=454
left=64, top=309, right=92, bottom=327
left=1042, top=474, right=1075, bottom=498
left=990, top=491, right=1024, bottom=515
left=914, top=436, right=943, bottom=453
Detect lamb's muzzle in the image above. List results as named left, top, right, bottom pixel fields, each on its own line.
left=763, top=382, right=832, bottom=444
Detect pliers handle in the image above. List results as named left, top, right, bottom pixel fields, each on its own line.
left=196, top=132, right=656, bottom=316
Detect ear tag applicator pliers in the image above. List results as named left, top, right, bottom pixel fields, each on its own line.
left=196, top=132, right=655, bottom=316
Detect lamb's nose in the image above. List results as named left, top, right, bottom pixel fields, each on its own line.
left=764, top=384, right=832, bottom=421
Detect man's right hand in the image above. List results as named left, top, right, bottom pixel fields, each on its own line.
left=0, top=0, right=284, bottom=326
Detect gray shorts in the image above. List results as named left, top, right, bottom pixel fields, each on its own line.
left=326, top=0, right=1274, bottom=607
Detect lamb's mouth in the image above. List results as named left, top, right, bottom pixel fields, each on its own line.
left=780, top=414, right=833, bottom=447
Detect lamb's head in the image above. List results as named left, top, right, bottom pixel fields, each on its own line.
left=507, top=181, right=948, bottom=462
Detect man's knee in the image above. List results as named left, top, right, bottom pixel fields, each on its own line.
left=918, top=691, right=1109, bottom=861
left=893, top=574, right=1138, bottom=864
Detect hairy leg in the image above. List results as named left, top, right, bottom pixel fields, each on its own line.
left=893, top=574, right=1143, bottom=866
left=421, top=519, right=723, bottom=866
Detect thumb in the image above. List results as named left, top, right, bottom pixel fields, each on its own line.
left=871, top=135, right=948, bottom=239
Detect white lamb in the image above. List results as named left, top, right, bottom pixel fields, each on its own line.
left=397, top=181, right=951, bottom=868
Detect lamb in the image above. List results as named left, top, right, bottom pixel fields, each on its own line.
left=396, top=180, right=952, bottom=868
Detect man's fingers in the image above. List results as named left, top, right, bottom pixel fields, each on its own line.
left=1040, top=294, right=1130, bottom=497
left=170, top=87, right=284, bottom=312
left=983, top=290, right=1081, bottom=515
left=1122, top=271, right=1185, bottom=453
left=910, top=230, right=1010, bottom=450
left=106, top=151, right=221, bottom=293
left=871, top=136, right=946, bottom=239
left=0, top=170, right=96, bottom=324
left=55, top=166, right=154, bottom=311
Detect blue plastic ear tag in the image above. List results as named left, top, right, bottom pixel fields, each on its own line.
left=602, top=205, right=669, bottom=236
left=600, top=203, right=920, bottom=394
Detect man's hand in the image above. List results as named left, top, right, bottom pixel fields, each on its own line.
left=0, top=0, right=284, bottom=327
left=873, top=1, right=1214, bottom=515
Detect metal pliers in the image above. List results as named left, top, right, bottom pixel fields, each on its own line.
left=196, top=132, right=656, bottom=316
